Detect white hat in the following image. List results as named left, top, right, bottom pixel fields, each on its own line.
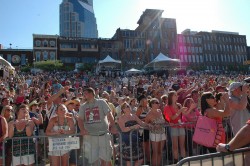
left=228, top=82, right=242, bottom=92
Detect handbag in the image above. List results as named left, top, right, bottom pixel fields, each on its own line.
left=192, top=116, right=224, bottom=148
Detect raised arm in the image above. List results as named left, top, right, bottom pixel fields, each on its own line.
left=0, top=117, right=8, bottom=142
left=217, top=122, right=250, bottom=152
left=47, top=86, right=68, bottom=108
left=207, top=93, right=230, bottom=118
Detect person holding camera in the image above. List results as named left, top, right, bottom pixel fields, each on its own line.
left=228, top=82, right=250, bottom=136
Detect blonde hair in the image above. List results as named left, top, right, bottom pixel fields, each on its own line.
left=1, top=105, right=14, bottom=118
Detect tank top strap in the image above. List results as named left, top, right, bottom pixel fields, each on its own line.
left=64, top=117, right=68, bottom=126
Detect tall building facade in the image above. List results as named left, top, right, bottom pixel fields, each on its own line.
left=60, top=0, right=98, bottom=38
left=111, top=9, right=178, bottom=70
left=177, top=29, right=248, bottom=71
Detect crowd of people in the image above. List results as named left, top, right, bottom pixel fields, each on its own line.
left=0, top=70, right=249, bottom=166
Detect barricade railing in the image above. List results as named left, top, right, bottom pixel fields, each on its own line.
left=0, top=120, right=237, bottom=166
left=176, top=147, right=250, bottom=166
left=115, top=120, right=236, bottom=166
left=2, top=134, right=83, bottom=166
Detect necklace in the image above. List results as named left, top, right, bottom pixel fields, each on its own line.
left=87, top=100, right=96, bottom=121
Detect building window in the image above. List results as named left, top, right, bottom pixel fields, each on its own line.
left=196, top=55, right=200, bottom=63
left=179, top=46, right=183, bottom=53
left=198, top=38, right=201, bottom=44
left=184, top=55, right=188, bottom=62
left=50, top=52, right=55, bottom=60
left=184, top=46, right=187, bottom=53
left=200, top=55, right=203, bottom=63
left=190, top=37, right=193, bottom=43
left=43, top=51, right=48, bottom=60
left=171, top=32, right=175, bottom=40
left=35, top=40, right=41, bottom=47
left=199, top=47, right=202, bottom=53
left=50, top=40, right=56, bottom=47
left=188, top=55, right=192, bottom=62
left=7, top=54, right=11, bottom=63
left=192, top=55, right=196, bottom=63
left=21, top=54, right=26, bottom=65
left=194, top=38, right=197, bottom=44
left=150, top=43, right=154, bottom=49
left=158, top=41, right=161, bottom=49
left=43, top=40, right=48, bottom=47
left=35, top=51, right=41, bottom=61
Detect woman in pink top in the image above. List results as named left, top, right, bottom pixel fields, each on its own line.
left=182, top=98, right=200, bottom=156
left=163, top=91, right=187, bottom=164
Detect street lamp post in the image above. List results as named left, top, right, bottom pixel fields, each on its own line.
left=33, top=58, right=36, bottom=68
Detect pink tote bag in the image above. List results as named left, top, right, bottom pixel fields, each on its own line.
left=192, top=116, right=218, bottom=148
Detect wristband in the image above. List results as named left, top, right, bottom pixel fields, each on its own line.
left=225, top=144, right=232, bottom=152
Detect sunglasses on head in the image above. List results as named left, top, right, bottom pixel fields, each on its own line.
left=208, top=95, right=215, bottom=99
left=123, top=105, right=130, bottom=109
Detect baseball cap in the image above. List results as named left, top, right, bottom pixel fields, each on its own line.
left=228, top=82, right=242, bottom=92
left=244, top=77, right=250, bottom=83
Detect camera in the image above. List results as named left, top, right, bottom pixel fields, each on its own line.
left=69, top=88, right=75, bottom=92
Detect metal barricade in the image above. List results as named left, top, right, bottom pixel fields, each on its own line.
left=115, top=120, right=239, bottom=166
left=0, top=120, right=239, bottom=166
left=2, top=134, right=83, bottom=166
left=176, top=147, right=250, bottom=166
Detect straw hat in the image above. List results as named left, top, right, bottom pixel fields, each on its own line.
left=29, top=100, right=39, bottom=108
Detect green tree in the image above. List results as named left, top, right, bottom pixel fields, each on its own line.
left=20, top=65, right=31, bottom=72
left=77, top=63, right=95, bottom=72
left=34, top=60, right=64, bottom=71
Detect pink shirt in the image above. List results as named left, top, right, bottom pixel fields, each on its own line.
left=182, top=108, right=201, bottom=128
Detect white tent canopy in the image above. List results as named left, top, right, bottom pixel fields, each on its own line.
left=144, top=52, right=180, bottom=69
left=98, top=55, right=121, bottom=64
left=125, top=68, right=142, bottom=74
left=0, top=56, right=15, bottom=70
left=96, top=55, right=121, bottom=74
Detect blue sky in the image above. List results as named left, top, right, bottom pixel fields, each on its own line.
left=0, top=0, right=249, bottom=49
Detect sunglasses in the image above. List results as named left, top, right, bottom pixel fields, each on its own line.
left=152, top=102, right=160, bottom=104
left=6, top=109, right=13, bottom=112
left=123, top=105, right=130, bottom=109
